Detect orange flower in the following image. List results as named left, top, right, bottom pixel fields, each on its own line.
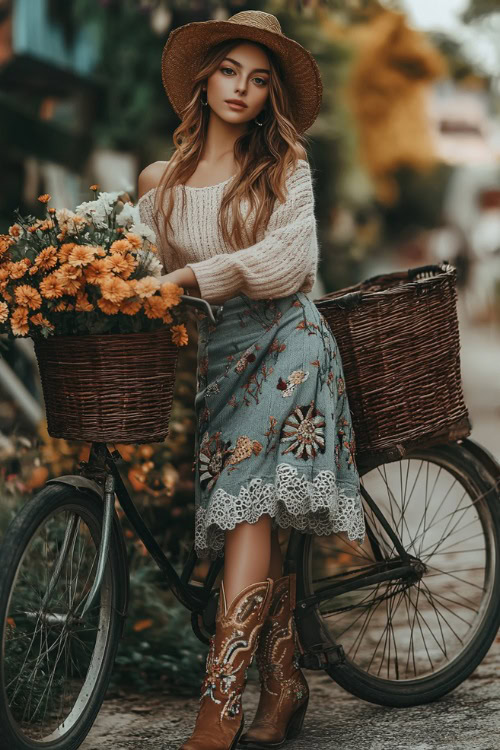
left=53, top=300, right=69, bottom=311
left=75, top=292, right=94, bottom=312
left=171, top=323, right=188, bottom=346
left=14, top=285, right=42, bottom=310
left=97, top=298, right=120, bottom=315
left=35, top=246, right=58, bottom=271
left=40, top=272, right=64, bottom=299
left=133, top=276, right=160, bottom=298
left=160, top=282, right=183, bottom=308
left=143, top=296, right=166, bottom=319
left=0, top=301, right=8, bottom=323
left=8, top=224, right=22, bottom=238
left=0, top=267, right=9, bottom=282
left=68, top=245, right=96, bottom=267
left=120, top=297, right=142, bottom=315
left=59, top=242, right=77, bottom=263
left=48, top=208, right=56, bottom=214
left=38, top=194, right=51, bottom=203
left=29, top=266, right=39, bottom=275
left=58, top=262, right=82, bottom=280
left=162, top=310, right=173, bottom=324
left=56, top=265, right=83, bottom=295
left=89, top=184, right=99, bottom=191
left=124, top=233, right=142, bottom=249
left=84, top=258, right=112, bottom=284
left=132, top=618, right=153, bottom=632
left=107, top=253, right=136, bottom=278
left=2, top=290, right=12, bottom=303
left=99, top=276, right=132, bottom=304
left=8, top=261, right=28, bottom=280
left=110, top=238, right=132, bottom=254
left=0, top=239, right=12, bottom=256
left=11, top=306, right=29, bottom=335
left=38, top=219, right=54, bottom=231
left=30, top=313, right=54, bottom=330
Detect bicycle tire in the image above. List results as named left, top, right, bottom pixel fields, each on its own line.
left=295, top=442, right=500, bottom=707
left=0, top=483, right=128, bottom=750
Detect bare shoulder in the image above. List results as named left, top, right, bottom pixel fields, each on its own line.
left=137, top=160, right=169, bottom=199
left=296, top=145, right=308, bottom=161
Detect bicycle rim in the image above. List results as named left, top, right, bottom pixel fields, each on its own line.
left=0, top=487, right=123, bottom=747
left=301, top=443, right=500, bottom=703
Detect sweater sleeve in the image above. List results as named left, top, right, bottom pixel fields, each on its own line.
left=185, top=159, right=319, bottom=304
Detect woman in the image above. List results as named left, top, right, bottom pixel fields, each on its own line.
left=138, top=10, right=365, bottom=749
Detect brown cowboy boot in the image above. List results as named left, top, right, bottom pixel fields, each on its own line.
left=178, top=577, right=274, bottom=750
left=239, top=573, right=309, bottom=748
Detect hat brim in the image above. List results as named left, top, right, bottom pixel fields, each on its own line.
left=161, top=19, right=322, bottom=134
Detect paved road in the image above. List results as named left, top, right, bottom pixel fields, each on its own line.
left=83, top=317, right=500, bottom=750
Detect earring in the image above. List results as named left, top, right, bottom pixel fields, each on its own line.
left=254, top=110, right=266, bottom=127
left=201, top=90, right=208, bottom=107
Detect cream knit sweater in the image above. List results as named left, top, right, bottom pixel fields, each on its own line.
left=137, top=158, right=319, bottom=304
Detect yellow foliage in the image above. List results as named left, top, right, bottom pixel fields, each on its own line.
left=333, top=9, right=448, bottom=202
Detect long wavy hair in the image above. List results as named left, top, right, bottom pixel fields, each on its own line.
left=152, top=37, right=309, bottom=271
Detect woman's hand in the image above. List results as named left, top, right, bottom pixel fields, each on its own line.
left=159, top=266, right=202, bottom=298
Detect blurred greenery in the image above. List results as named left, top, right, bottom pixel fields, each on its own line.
left=462, top=0, right=500, bottom=22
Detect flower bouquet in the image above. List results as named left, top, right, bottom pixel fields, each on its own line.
left=0, top=187, right=189, bottom=443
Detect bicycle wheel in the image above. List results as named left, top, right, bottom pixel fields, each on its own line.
left=0, top=483, right=128, bottom=749
left=296, top=442, right=500, bottom=706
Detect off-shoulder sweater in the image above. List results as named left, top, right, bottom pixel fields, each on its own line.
left=137, top=158, right=319, bottom=305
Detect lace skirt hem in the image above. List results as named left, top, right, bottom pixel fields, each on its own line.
left=194, top=462, right=366, bottom=560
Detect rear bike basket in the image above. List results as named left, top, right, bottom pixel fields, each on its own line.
left=33, top=327, right=179, bottom=444
left=313, top=263, right=471, bottom=467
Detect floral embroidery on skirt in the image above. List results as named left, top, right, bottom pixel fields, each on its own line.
left=193, top=291, right=366, bottom=560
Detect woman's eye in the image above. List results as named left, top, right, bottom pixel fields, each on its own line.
left=220, top=68, right=267, bottom=86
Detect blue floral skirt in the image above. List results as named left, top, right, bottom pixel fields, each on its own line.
left=193, top=291, right=366, bottom=560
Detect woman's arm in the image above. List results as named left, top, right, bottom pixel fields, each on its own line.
left=183, top=160, right=318, bottom=304
left=158, top=266, right=202, bottom=297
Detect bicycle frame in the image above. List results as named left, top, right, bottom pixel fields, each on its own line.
left=47, top=438, right=426, bottom=642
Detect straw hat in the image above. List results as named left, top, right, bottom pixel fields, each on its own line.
left=161, top=10, right=323, bottom=134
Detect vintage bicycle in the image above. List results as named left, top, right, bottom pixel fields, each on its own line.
left=1, top=265, right=499, bottom=750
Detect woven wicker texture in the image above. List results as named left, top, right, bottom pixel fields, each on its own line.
left=161, top=10, right=323, bottom=134
left=34, top=329, right=179, bottom=444
left=313, top=265, right=471, bottom=468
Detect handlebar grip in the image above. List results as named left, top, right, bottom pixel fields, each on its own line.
left=180, top=294, right=223, bottom=325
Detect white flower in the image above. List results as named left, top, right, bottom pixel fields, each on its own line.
left=55, top=208, right=78, bottom=234
left=116, top=202, right=141, bottom=228
left=131, top=220, right=156, bottom=244
left=75, top=191, right=121, bottom=229
left=137, top=249, right=162, bottom=278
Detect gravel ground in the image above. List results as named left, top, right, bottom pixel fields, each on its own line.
left=82, top=639, right=500, bottom=750
left=82, top=317, right=500, bottom=750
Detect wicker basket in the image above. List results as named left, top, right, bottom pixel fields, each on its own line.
left=33, top=328, right=179, bottom=444
left=313, top=264, right=471, bottom=469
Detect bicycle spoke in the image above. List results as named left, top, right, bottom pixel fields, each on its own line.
left=2, top=498, right=118, bottom=743
left=309, top=446, right=499, bottom=687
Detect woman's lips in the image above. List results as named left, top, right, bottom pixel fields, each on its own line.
left=226, top=101, right=246, bottom=110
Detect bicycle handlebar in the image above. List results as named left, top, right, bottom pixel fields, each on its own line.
left=180, top=294, right=223, bottom=325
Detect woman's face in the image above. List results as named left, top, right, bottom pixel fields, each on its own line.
left=205, top=42, right=271, bottom=126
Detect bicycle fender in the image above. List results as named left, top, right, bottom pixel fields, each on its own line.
left=45, top=475, right=104, bottom=499
left=44, top=474, right=130, bottom=636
